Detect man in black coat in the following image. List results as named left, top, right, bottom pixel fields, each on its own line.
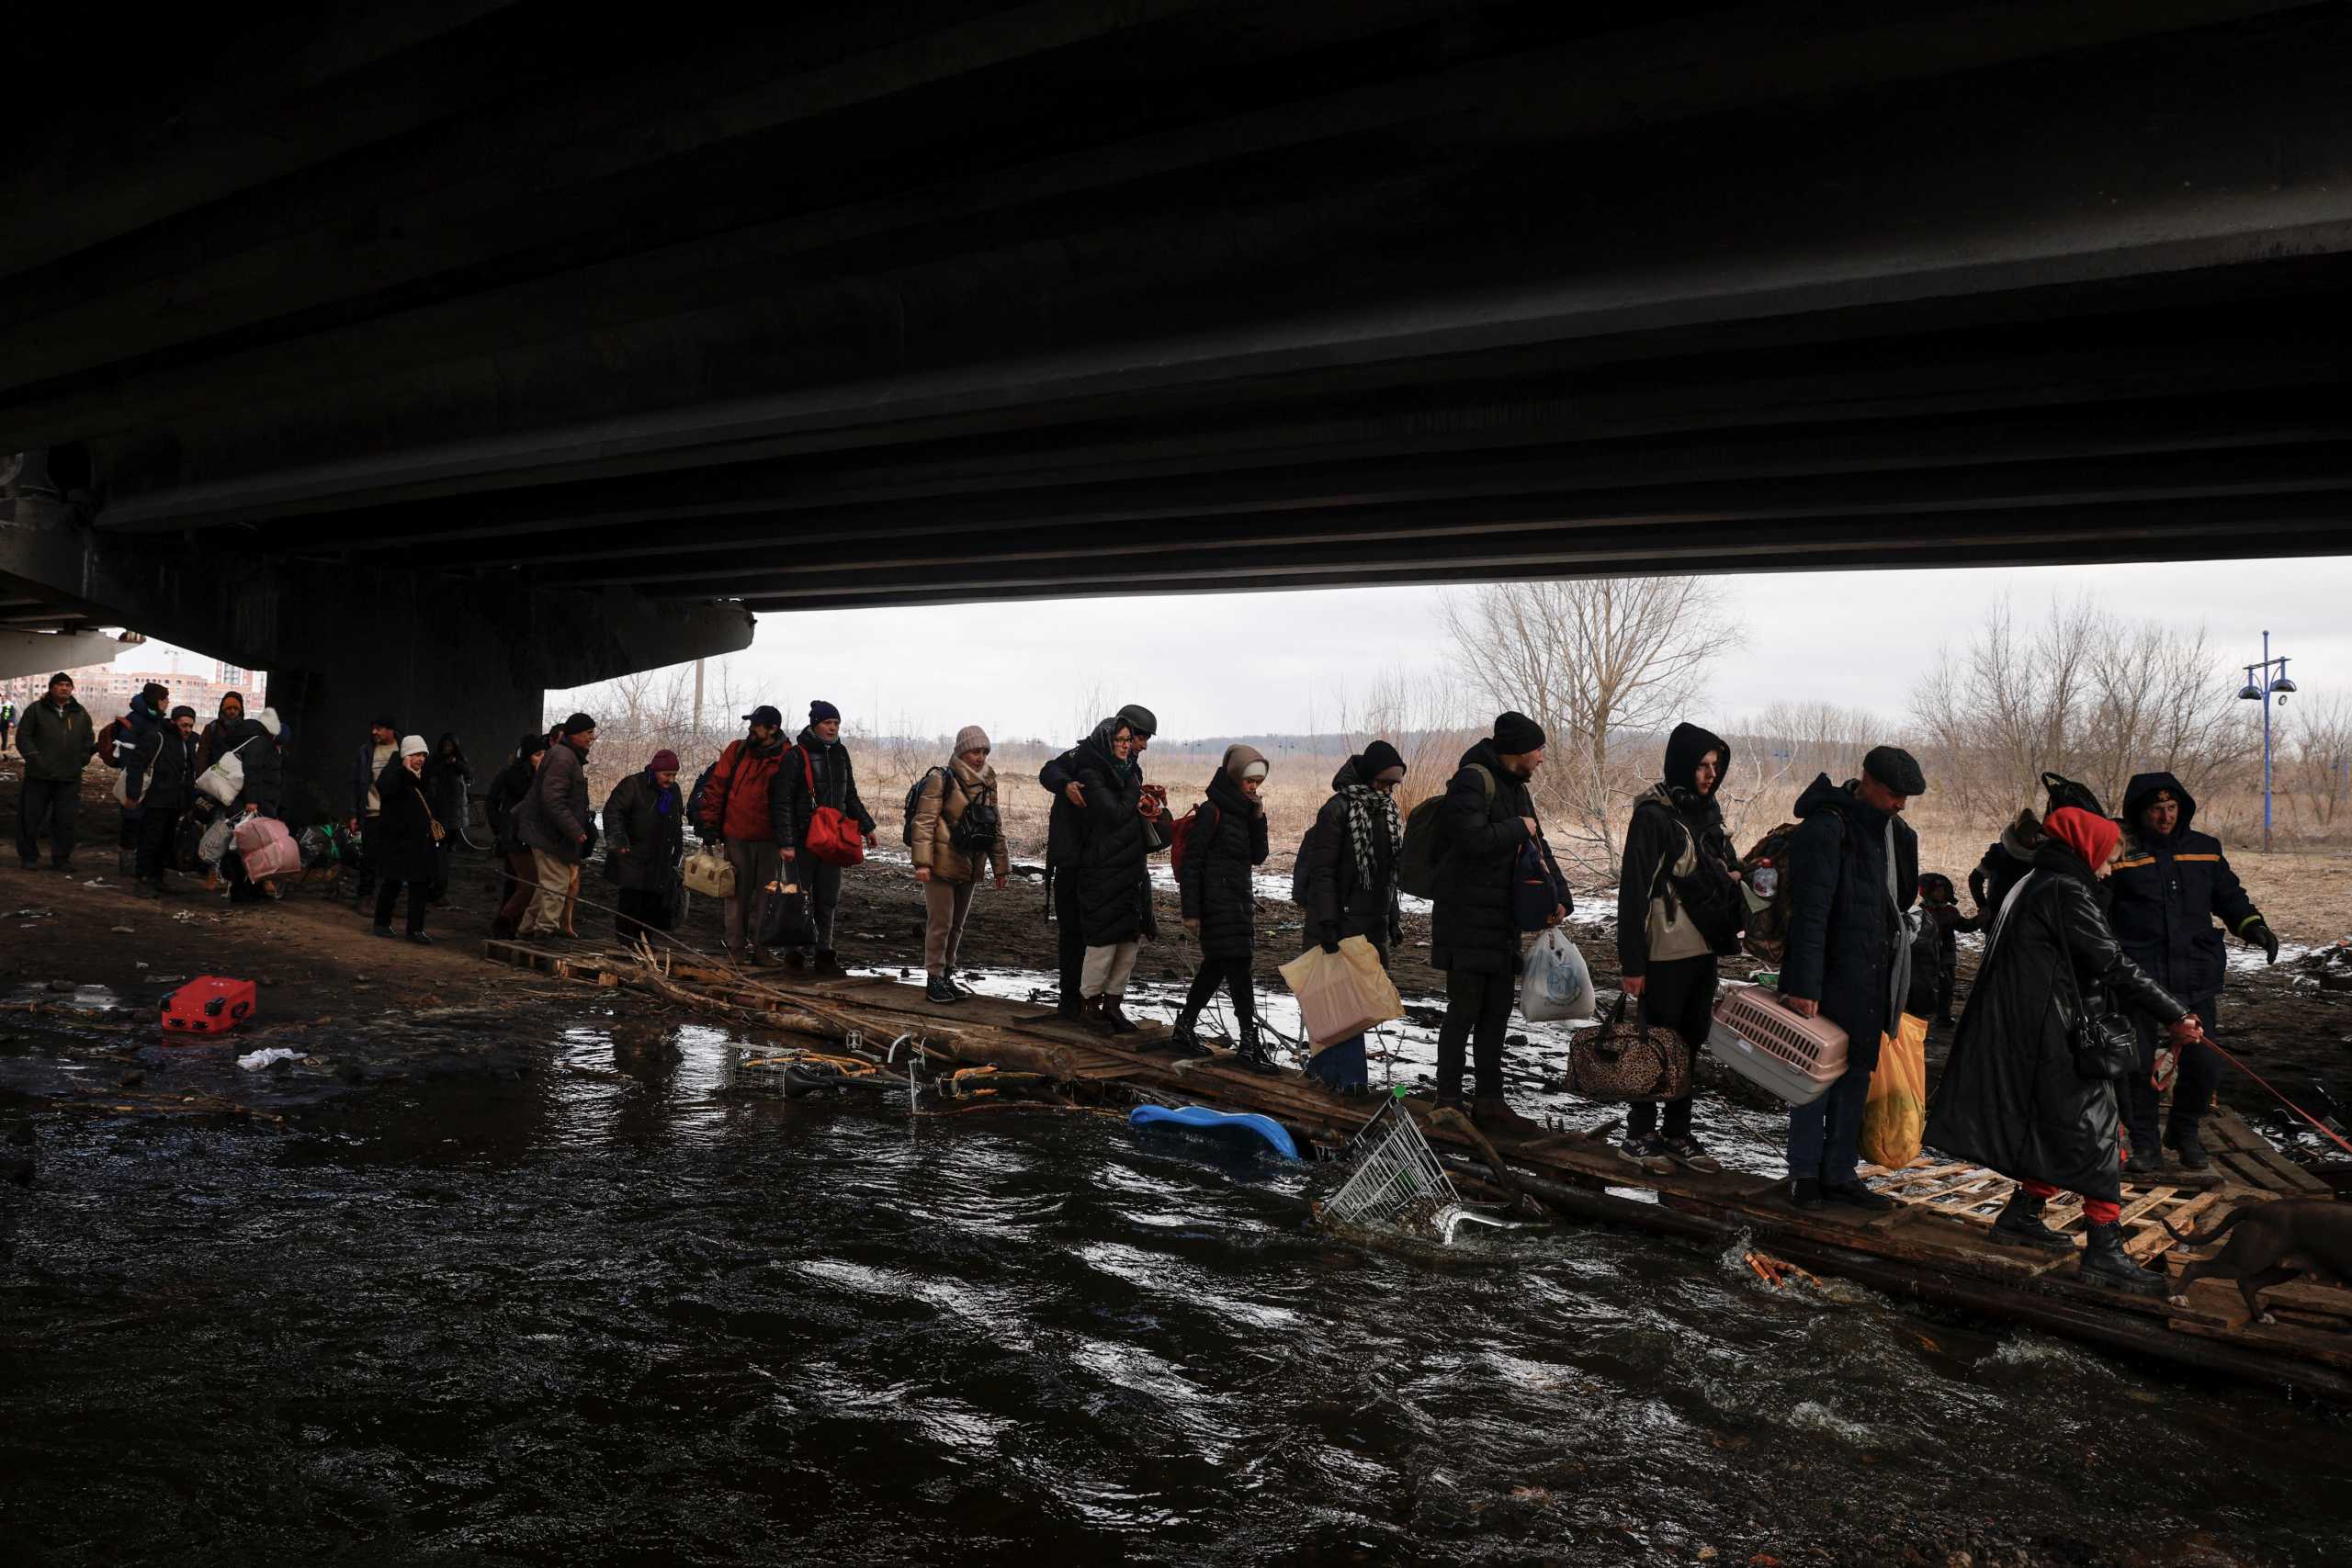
left=771, top=700, right=877, bottom=976
left=125, top=705, right=199, bottom=897
left=1779, top=745, right=1923, bottom=1212
left=1040, top=702, right=1159, bottom=1019
left=2109, top=771, right=2277, bottom=1171
left=1430, top=712, right=1567, bottom=1132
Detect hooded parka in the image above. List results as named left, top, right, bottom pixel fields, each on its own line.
left=2109, top=772, right=2261, bottom=1007
left=1178, top=760, right=1271, bottom=961
left=1304, top=754, right=1404, bottom=956
left=1617, top=722, right=1739, bottom=977
left=1070, top=717, right=1154, bottom=946
left=1925, top=839, right=2188, bottom=1203
left=1429, top=739, right=1542, bottom=976
left=1780, top=773, right=1920, bottom=1054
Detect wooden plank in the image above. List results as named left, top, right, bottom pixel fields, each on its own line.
left=2114, top=1186, right=2180, bottom=1227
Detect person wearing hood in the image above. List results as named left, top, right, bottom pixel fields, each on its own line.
left=424, top=732, right=472, bottom=902
left=1779, top=746, right=1924, bottom=1212
left=114, top=681, right=170, bottom=874
left=487, top=733, right=551, bottom=939
left=197, top=691, right=244, bottom=769
left=1040, top=702, right=1159, bottom=1017
left=1925, top=807, right=2204, bottom=1295
left=1069, top=716, right=1158, bottom=1034
left=2109, top=772, right=2275, bottom=1172
left=15, top=672, right=96, bottom=872
left=911, top=726, right=1012, bottom=1003
left=220, top=705, right=287, bottom=902
left=517, top=714, right=597, bottom=939
left=1172, top=745, right=1277, bottom=1070
left=1302, top=740, right=1408, bottom=1092
left=1968, top=772, right=2105, bottom=916
left=1430, top=712, right=1569, bottom=1133
left=604, top=749, right=686, bottom=942
left=370, top=736, right=439, bottom=943
left=125, top=705, right=200, bottom=897
left=772, top=700, right=878, bottom=976
left=1616, top=723, right=1744, bottom=1172
left=1914, top=873, right=1984, bottom=1027
left=701, top=705, right=791, bottom=964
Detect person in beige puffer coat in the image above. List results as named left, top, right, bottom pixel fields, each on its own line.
left=912, top=725, right=1012, bottom=1002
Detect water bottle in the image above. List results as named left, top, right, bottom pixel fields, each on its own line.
left=1750, top=861, right=1778, bottom=899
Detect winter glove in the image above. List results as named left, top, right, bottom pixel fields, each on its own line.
left=2245, top=919, right=2280, bottom=964
left=1318, top=923, right=1342, bottom=956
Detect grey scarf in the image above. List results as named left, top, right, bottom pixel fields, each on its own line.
left=1339, top=783, right=1401, bottom=894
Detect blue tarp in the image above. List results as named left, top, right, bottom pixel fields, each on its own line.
left=1127, top=1104, right=1300, bottom=1160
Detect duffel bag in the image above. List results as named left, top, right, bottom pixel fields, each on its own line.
left=682, top=847, right=734, bottom=899
left=754, top=879, right=815, bottom=952
left=233, top=815, right=302, bottom=880
left=1567, top=991, right=1692, bottom=1104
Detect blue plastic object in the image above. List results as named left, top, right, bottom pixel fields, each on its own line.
left=1127, top=1104, right=1300, bottom=1160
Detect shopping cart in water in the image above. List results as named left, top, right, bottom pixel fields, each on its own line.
left=1320, top=1089, right=1514, bottom=1245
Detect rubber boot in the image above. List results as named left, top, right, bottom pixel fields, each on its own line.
left=2079, top=1220, right=2166, bottom=1296
left=1080, top=998, right=1117, bottom=1038
left=1165, top=1014, right=1209, bottom=1058
left=1988, top=1189, right=2075, bottom=1253
left=1104, top=997, right=1140, bottom=1035
left=2166, top=1119, right=2211, bottom=1172
left=1231, top=1020, right=1280, bottom=1076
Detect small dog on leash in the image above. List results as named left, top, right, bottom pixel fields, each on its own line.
left=2164, top=1199, right=2352, bottom=1324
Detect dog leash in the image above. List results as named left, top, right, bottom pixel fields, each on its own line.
left=2200, top=1034, right=2352, bottom=1159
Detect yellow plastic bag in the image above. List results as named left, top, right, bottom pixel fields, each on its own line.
left=1858, top=1012, right=1930, bottom=1169
left=1277, top=936, right=1404, bottom=1051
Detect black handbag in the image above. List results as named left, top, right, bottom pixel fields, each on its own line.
left=2054, top=914, right=2139, bottom=1080
left=755, top=878, right=816, bottom=950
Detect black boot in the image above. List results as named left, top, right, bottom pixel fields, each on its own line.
left=1989, top=1189, right=2075, bottom=1253
left=924, top=974, right=959, bottom=1004
left=1232, top=1021, right=1279, bottom=1076
left=1166, top=1014, right=1209, bottom=1058
left=2079, top=1220, right=2166, bottom=1296
left=2123, top=1143, right=2163, bottom=1178
left=2166, top=1120, right=2211, bottom=1172
left=1080, top=998, right=1117, bottom=1037
left=1789, top=1176, right=1823, bottom=1211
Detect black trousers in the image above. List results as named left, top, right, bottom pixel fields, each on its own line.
left=133, top=804, right=182, bottom=884
left=616, top=885, right=676, bottom=941
left=353, top=815, right=379, bottom=897
left=373, top=879, right=427, bottom=935
left=16, top=776, right=78, bottom=866
left=1180, top=953, right=1257, bottom=1029
left=1628, top=953, right=1718, bottom=1141
left=1054, top=872, right=1085, bottom=1012
left=1436, top=966, right=1514, bottom=1100
left=2125, top=997, right=2223, bottom=1151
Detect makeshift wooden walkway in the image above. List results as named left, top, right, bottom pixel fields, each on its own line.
left=487, top=938, right=2352, bottom=1401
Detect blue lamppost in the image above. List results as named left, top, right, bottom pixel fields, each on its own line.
left=2236, top=630, right=2297, bottom=852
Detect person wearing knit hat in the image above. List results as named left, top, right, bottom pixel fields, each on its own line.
left=368, top=735, right=440, bottom=943
left=1779, top=747, right=1923, bottom=1213
left=773, top=699, right=878, bottom=976
left=1300, top=739, right=1411, bottom=1092
left=1037, top=705, right=1160, bottom=1018
left=1430, top=716, right=1568, bottom=1132
left=702, top=706, right=791, bottom=964
left=1170, top=744, right=1276, bottom=1069
left=515, top=707, right=599, bottom=941
left=487, top=733, right=553, bottom=939
left=911, top=726, right=1012, bottom=1003
left=1926, top=805, right=2203, bottom=1295
left=603, top=748, right=687, bottom=942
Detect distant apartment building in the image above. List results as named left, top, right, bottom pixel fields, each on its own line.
left=1, top=661, right=266, bottom=718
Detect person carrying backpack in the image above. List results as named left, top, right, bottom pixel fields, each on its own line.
left=698, top=705, right=790, bottom=964
left=1300, top=739, right=1408, bottom=1092
left=772, top=700, right=878, bottom=976
left=1171, top=745, right=1276, bottom=1070
left=910, top=726, right=1010, bottom=1003
left=1431, top=712, right=1568, bottom=1132
left=1617, top=722, right=1743, bottom=1172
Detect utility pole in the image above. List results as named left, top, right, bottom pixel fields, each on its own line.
left=2237, top=630, right=2297, bottom=853
left=693, top=658, right=705, bottom=739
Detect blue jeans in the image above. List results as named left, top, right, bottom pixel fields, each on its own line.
left=1787, top=1018, right=1883, bottom=1184
left=1307, top=1033, right=1368, bottom=1090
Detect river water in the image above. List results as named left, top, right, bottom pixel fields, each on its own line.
left=6, top=999, right=2351, bottom=1566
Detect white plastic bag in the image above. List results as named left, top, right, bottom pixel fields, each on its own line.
left=196, top=740, right=250, bottom=807
left=1278, top=935, right=1403, bottom=1049
left=1520, top=928, right=1596, bottom=1023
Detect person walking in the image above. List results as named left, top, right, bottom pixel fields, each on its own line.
left=369, top=736, right=440, bottom=943
left=1616, top=722, right=1743, bottom=1172
left=1301, top=740, right=1408, bottom=1093
left=1041, top=703, right=1158, bottom=1019
left=698, top=705, right=790, bottom=963
left=516, top=714, right=596, bottom=940
left=2109, top=772, right=2278, bottom=1173
left=1926, top=806, right=2204, bottom=1295
left=423, top=732, right=472, bottom=903
left=1430, top=712, right=1568, bottom=1132
left=125, top=705, right=200, bottom=897
left=114, top=681, right=169, bottom=874
left=910, top=726, right=1011, bottom=1003
left=1068, top=716, right=1157, bottom=1034
left=13, top=672, right=95, bottom=873
left=220, top=705, right=286, bottom=903
left=485, top=733, right=549, bottom=939
left=347, top=716, right=400, bottom=907
left=1170, top=744, right=1277, bottom=1069
left=604, top=749, right=686, bottom=942
left=197, top=692, right=244, bottom=769
left=1779, top=746, right=1924, bottom=1212
left=773, top=700, right=877, bottom=976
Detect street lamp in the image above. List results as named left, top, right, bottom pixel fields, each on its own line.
left=2238, top=630, right=2294, bottom=852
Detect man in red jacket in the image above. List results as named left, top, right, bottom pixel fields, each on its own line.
left=699, top=705, right=790, bottom=963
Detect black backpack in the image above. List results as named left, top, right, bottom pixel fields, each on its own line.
left=1637, top=800, right=1742, bottom=954
left=902, top=767, right=1001, bottom=856
left=900, top=767, right=946, bottom=847
left=1289, top=819, right=1321, bottom=905
left=1396, top=765, right=1493, bottom=900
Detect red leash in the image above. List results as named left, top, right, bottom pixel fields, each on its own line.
left=2199, top=1035, right=2352, bottom=1161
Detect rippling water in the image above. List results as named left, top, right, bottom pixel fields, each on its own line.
left=5, top=1012, right=2349, bottom=1566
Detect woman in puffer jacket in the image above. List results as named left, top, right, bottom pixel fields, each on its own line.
left=1072, top=716, right=1154, bottom=1035
left=1173, top=745, right=1274, bottom=1071
left=911, top=725, right=1011, bottom=1004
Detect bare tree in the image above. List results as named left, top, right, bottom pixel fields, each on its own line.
left=2283, top=693, right=2352, bottom=832
left=1443, top=575, right=1725, bottom=870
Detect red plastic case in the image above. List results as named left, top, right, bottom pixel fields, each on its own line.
left=162, top=976, right=257, bottom=1037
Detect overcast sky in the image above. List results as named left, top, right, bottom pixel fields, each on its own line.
left=116, top=555, right=2352, bottom=745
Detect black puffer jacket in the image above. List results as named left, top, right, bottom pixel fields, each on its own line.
left=1430, top=739, right=1538, bottom=976
left=1305, top=759, right=1402, bottom=956
left=1925, top=841, right=2188, bottom=1203
left=1072, top=719, right=1152, bottom=946
left=1780, top=773, right=1918, bottom=1054
left=2109, top=772, right=2261, bottom=1007
left=772, top=728, right=876, bottom=855
left=1179, top=768, right=1269, bottom=960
